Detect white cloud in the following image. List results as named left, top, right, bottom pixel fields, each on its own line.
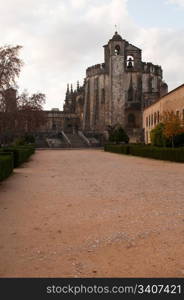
left=167, top=0, right=184, bottom=7
left=134, top=27, right=184, bottom=89
left=0, top=0, right=183, bottom=109
left=0, top=0, right=131, bottom=109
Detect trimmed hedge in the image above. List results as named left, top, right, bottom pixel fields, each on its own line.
left=104, top=144, right=184, bottom=163
left=0, top=153, right=14, bottom=181
left=0, top=145, right=35, bottom=168
left=104, top=144, right=130, bottom=155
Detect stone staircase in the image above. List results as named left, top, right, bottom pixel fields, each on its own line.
left=46, top=138, right=68, bottom=148
left=66, top=133, right=88, bottom=148
left=35, top=133, right=69, bottom=148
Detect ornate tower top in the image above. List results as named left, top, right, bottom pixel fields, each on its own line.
left=111, top=31, right=123, bottom=42
left=65, top=83, right=70, bottom=100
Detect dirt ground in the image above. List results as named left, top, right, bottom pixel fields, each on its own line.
left=0, top=149, right=184, bottom=278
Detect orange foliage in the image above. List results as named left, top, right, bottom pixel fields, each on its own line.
left=161, top=111, right=184, bottom=146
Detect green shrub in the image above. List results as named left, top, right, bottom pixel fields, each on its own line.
left=150, top=122, right=184, bottom=148
left=109, top=126, right=129, bottom=144
left=14, top=137, right=26, bottom=146
left=173, top=133, right=184, bottom=147
left=24, top=134, right=35, bottom=144
left=2, top=145, right=35, bottom=167
left=128, top=145, right=184, bottom=162
left=104, top=144, right=130, bottom=154
left=18, top=144, right=35, bottom=155
left=150, top=123, right=169, bottom=147
left=104, top=144, right=184, bottom=163
left=13, top=135, right=35, bottom=146
left=0, top=153, right=14, bottom=181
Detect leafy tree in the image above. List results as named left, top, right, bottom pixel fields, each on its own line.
left=161, top=111, right=184, bottom=148
left=24, top=134, right=35, bottom=144
left=109, top=125, right=129, bottom=144
left=150, top=123, right=169, bottom=147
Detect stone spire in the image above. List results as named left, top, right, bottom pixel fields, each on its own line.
left=65, top=83, right=70, bottom=100
left=71, top=84, right=73, bottom=94
left=77, top=81, right=80, bottom=91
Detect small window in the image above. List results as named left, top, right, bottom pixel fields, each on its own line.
left=114, top=45, right=120, bottom=55
left=151, top=114, right=153, bottom=126
left=148, top=115, right=151, bottom=127
left=157, top=111, right=160, bottom=123
left=127, top=55, right=134, bottom=68
left=146, top=117, right=148, bottom=127
left=154, top=112, right=157, bottom=125
left=182, top=109, right=184, bottom=120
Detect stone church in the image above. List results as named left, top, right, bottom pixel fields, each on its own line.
left=63, top=31, right=168, bottom=143
left=1, top=32, right=168, bottom=147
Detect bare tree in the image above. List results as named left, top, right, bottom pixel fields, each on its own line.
left=0, top=45, right=23, bottom=92
left=0, top=45, right=23, bottom=113
left=0, top=45, right=47, bottom=145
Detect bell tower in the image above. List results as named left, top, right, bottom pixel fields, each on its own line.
left=108, top=31, right=126, bottom=126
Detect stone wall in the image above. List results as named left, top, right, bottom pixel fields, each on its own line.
left=143, top=84, right=184, bottom=143
left=82, top=32, right=168, bottom=143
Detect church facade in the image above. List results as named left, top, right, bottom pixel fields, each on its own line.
left=63, top=31, right=168, bottom=142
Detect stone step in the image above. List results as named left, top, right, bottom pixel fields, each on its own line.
left=66, top=133, right=88, bottom=148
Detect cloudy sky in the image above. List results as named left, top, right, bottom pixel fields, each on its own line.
left=0, top=0, right=184, bottom=109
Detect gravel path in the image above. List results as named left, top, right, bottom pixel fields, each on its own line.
left=0, top=149, right=184, bottom=277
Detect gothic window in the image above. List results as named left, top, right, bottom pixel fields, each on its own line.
left=152, top=77, right=155, bottom=90
left=176, top=110, right=180, bottom=118
left=127, top=55, right=134, bottom=68
left=157, top=111, right=160, bottom=123
left=128, top=113, right=136, bottom=128
left=146, top=117, right=148, bottom=127
left=114, top=45, right=120, bottom=55
left=151, top=114, right=153, bottom=126
left=128, top=76, right=134, bottom=102
left=148, top=77, right=153, bottom=91
left=154, top=112, right=157, bottom=125
left=128, top=86, right=134, bottom=101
